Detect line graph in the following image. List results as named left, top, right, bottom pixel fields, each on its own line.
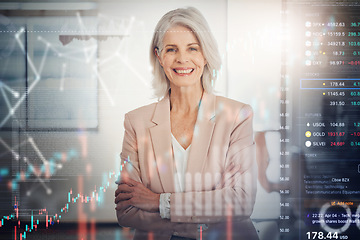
left=0, top=157, right=128, bottom=240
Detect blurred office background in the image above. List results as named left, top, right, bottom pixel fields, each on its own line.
left=0, top=0, right=282, bottom=239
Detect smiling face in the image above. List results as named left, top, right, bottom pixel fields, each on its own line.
left=156, top=25, right=207, bottom=91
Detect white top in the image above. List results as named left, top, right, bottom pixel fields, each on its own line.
left=159, top=134, right=190, bottom=219
left=171, top=133, right=191, bottom=192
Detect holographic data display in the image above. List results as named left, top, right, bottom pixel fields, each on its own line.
left=283, top=1, right=360, bottom=239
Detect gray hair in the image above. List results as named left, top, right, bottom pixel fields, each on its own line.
left=150, top=7, right=221, bottom=98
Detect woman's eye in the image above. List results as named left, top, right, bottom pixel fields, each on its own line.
left=190, top=47, right=198, bottom=51
left=166, top=48, right=176, bottom=53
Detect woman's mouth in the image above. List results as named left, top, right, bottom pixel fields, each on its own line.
left=173, top=68, right=194, bottom=74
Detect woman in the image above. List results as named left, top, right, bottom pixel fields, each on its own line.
left=115, top=7, right=258, bottom=240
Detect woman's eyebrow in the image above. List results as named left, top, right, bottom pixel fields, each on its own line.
left=164, top=44, right=177, bottom=48
left=164, top=43, right=199, bottom=47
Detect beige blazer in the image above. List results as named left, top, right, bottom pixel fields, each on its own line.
left=116, top=92, right=258, bottom=240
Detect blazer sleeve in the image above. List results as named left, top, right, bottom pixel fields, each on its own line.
left=170, top=104, right=257, bottom=223
left=116, top=113, right=198, bottom=238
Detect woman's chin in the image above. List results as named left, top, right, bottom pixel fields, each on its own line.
left=170, top=81, right=202, bottom=91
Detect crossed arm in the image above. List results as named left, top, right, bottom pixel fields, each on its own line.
left=114, top=106, right=257, bottom=236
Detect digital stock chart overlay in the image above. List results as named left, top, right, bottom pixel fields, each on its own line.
left=1, top=1, right=360, bottom=240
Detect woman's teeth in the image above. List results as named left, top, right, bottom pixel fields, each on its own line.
left=174, top=69, right=193, bottom=74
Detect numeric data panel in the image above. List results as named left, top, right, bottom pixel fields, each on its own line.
left=284, top=1, right=360, bottom=239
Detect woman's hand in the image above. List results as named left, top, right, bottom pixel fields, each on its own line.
left=114, top=178, right=160, bottom=213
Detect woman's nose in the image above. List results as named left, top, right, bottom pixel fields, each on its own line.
left=175, top=51, right=189, bottom=63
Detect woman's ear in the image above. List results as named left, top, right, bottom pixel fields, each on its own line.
left=155, top=48, right=163, bottom=66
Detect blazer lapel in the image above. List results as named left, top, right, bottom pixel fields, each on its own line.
left=186, top=92, right=216, bottom=178
left=149, top=95, right=175, bottom=193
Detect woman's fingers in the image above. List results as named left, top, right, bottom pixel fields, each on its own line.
left=115, top=183, right=133, bottom=197
left=114, top=178, right=160, bottom=212
left=126, top=186, right=160, bottom=212
left=114, top=192, right=133, bottom=204
left=115, top=199, right=132, bottom=210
